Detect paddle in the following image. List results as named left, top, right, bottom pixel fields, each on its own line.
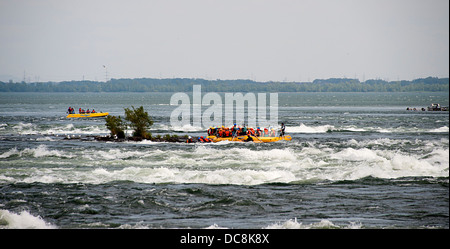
left=249, top=135, right=263, bottom=143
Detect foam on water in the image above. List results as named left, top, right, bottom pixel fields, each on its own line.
left=0, top=210, right=56, bottom=229
left=0, top=147, right=19, bottom=159
left=153, top=124, right=204, bottom=132
left=264, top=218, right=363, bottom=229
left=201, top=218, right=364, bottom=229
left=0, top=92, right=448, bottom=229
left=1, top=138, right=447, bottom=185
left=0, top=144, right=70, bottom=159
left=11, top=122, right=35, bottom=134
left=288, top=123, right=335, bottom=133
left=4, top=121, right=447, bottom=138
left=75, top=166, right=297, bottom=185
left=328, top=147, right=448, bottom=180
left=429, top=126, right=449, bottom=133
left=204, top=223, right=229, bottom=229
left=287, top=123, right=450, bottom=134
left=8, top=122, right=109, bottom=135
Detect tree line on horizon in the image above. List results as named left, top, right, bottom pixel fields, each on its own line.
left=0, top=76, right=448, bottom=92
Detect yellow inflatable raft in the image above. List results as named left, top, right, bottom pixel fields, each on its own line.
left=66, top=112, right=109, bottom=118
left=207, top=135, right=291, bottom=143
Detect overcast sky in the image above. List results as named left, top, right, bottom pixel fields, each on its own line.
left=0, top=0, right=448, bottom=82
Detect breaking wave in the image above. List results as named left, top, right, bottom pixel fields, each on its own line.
left=0, top=210, right=56, bottom=229
left=4, top=122, right=447, bottom=137
left=152, top=124, right=204, bottom=132
left=0, top=144, right=71, bottom=159
left=1, top=138, right=447, bottom=185
left=264, top=218, right=363, bottom=229
left=7, top=122, right=109, bottom=135
left=203, top=218, right=363, bottom=229
left=288, top=123, right=449, bottom=133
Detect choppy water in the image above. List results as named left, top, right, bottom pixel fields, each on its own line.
left=0, top=92, right=448, bottom=229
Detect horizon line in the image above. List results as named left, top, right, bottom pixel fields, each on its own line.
left=3, top=75, right=449, bottom=84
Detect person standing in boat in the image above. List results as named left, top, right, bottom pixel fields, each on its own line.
left=242, top=124, right=248, bottom=135
left=232, top=124, right=238, bottom=137
left=280, top=123, right=286, bottom=137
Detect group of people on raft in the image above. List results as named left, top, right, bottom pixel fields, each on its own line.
left=67, top=107, right=97, bottom=114
left=186, top=123, right=286, bottom=143
left=209, top=123, right=285, bottom=138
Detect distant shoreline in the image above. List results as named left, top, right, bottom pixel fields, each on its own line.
left=1, top=76, right=448, bottom=92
